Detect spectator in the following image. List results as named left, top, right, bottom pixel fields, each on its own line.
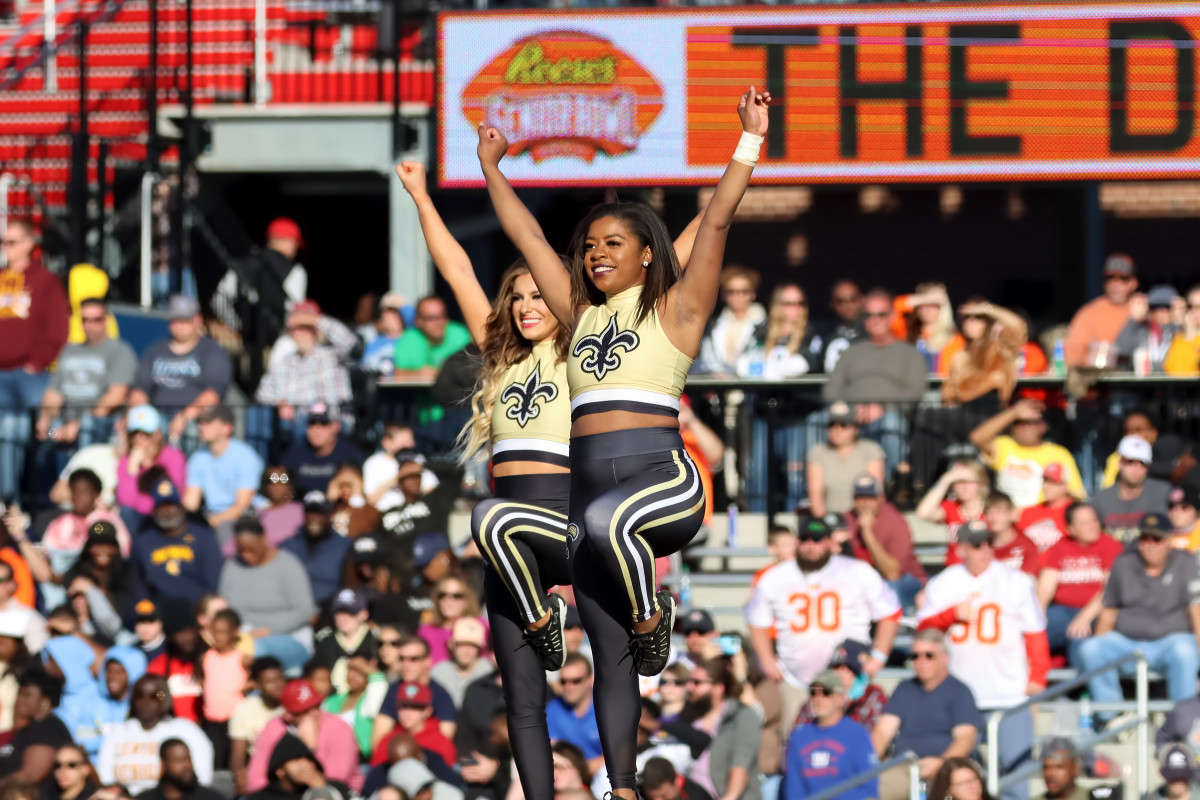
left=42, top=629, right=104, bottom=751
left=368, top=682, right=457, bottom=770
left=373, top=635, right=458, bottom=749
left=321, top=656, right=387, bottom=758
left=265, top=300, right=359, bottom=373
left=821, top=289, right=927, bottom=472
left=255, top=305, right=353, bottom=436
left=63, top=525, right=139, bottom=634
left=818, top=280, right=866, bottom=372
left=1035, top=737, right=1090, bottom=800
left=95, top=646, right=149, bottom=752
left=361, top=294, right=407, bottom=375
left=1144, top=743, right=1200, bottom=800
left=783, top=669, right=877, bottom=800
left=247, top=733, right=356, bottom=800
left=970, top=399, right=1085, bottom=510
left=129, top=296, right=232, bottom=444
left=229, top=657, right=287, bottom=797
left=545, top=654, right=602, bottom=774
left=1016, top=464, right=1074, bottom=552
left=0, top=562, right=45, bottom=656
left=146, top=600, right=205, bottom=723
left=682, top=658, right=759, bottom=800
left=751, top=283, right=820, bottom=378
left=0, top=219, right=70, bottom=500
left=806, top=402, right=886, bottom=518
left=280, top=492, right=352, bottom=609
left=115, top=406, right=187, bottom=525
left=280, top=404, right=364, bottom=497
left=0, top=669, right=71, bottom=783
left=324, top=464, right=380, bottom=539
left=916, top=460, right=988, bottom=543
left=393, top=294, right=471, bottom=412
left=1037, top=502, right=1124, bottom=667
left=917, top=519, right=1050, bottom=800
left=44, top=743, right=99, bottom=800
left=220, top=517, right=315, bottom=673
left=49, top=438, right=118, bottom=510
left=253, top=217, right=308, bottom=321
left=386, top=759, right=465, bottom=800
left=429, top=618, right=490, bottom=710
left=552, top=742, right=594, bottom=798
left=96, top=674, right=212, bottom=795
left=928, top=758, right=993, bottom=800
left=697, top=266, right=765, bottom=376
left=417, top=576, right=487, bottom=666
left=1169, top=486, right=1200, bottom=552
left=246, top=679, right=361, bottom=793
left=1092, top=435, right=1171, bottom=539
left=946, top=492, right=1039, bottom=578
left=1100, top=410, right=1175, bottom=488
left=363, top=424, right=423, bottom=510
left=794, top=640, right=888, bottom=732
left=1079, top=512, right=1200, bottom=716
left=199, top=608, right=247, bottom=765
left=250, top=465, right=304, bottom=551
left=453, top=669, right=507, bottom=799
left=642, top=756, right=712, bottom=800
left=873, top=630, right=980, bottom=800
left=676, top=609, right=718, bottom=668
left=844, top=474, right=927, bottom=609
left=896, top=283, right=957, bottom=375
left=36, top=297, right=135, bottom=448
left=132, top=601, right=166, bottom=663
left=134, top=738, right=224, bottom=800
left=314, top=589, right=377, bottom=694
left=942, top=299, right=1028, bottom=410
left=1064, top=253, right=1137, bottom=367
left=1164, top=285, right=1200, bottom=376
left=1117, top=285, right=1183, bottom=372
left=131, top=480, right=221, bottom=604
left=182, top=405, right=263, bottom=541
left=377, top=453, right=456, bottom=542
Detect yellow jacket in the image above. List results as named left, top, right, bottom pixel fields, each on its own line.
left=1164, top=334, right=1200, bottom=376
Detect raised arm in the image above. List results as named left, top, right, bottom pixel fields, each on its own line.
left=667, top=86, right=769, bottom=348
left=672, top=208, right=705, bottom=271
left=477, top=127, right=575, bottom=328
left=396, top=162, right=492, bottom=345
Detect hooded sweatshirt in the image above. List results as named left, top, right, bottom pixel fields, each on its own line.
left=46, top=636, right=109, bottom=755
left=67, top=263, right=119, bottom=344
left=0, top=261, right=70, bottom=371
left=246, top=734, right=353, bottom=800
left=94, top=646, right=148, bottom=745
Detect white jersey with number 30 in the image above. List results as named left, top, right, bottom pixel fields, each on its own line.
left=917, top=560, right=1046, bottom=709
left=746, top=555, right=901, bottom=688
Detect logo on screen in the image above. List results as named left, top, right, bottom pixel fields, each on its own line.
left=461, top=31, right=664, bottom=163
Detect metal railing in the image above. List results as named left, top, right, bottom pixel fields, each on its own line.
left=986, top=650, right=1149, bottom=797
left=806, top=750, right=920, bottom=800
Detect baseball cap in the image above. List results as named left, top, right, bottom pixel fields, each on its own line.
left=1171, top=485, right=1200, bottom=509
left=798, top=516, right=831, bottom=541
left=412, top=532, right=450, bottom=568
left=288, top=305, right=319, bottom=330
left=679, top=609, right=715, bottom=635
left=959, top=519, right=995, bottom=547
left=394, top=681, right=433, bottom=709
left=198, top=404, right=234, bottom=426
left=352, top=535, right=380, bottom=563
left=1042, top=463, right=1066, bottom=484
left=379, top=292, right=406, bottom=313
left=160, top=597, right=196, bottom=635
left=822, top=512, right=847, bottom=531
left=152, top=479, right=181, bottom=508
left=303, top=491, right=333, bottom=514
left=308, top=403, right=334, bottom=425
left=1139, top=512, right=1172, bottom=538
left=87, top=520, right=119, bottom=548
left=126, top=405, right=161, bottom=435
left=1147, top=285, right=1180, bottom=307
left=1118, top=435, right=1153, bottom=465
left=1161, top=743, right=1197, bottom=782
left=267, top=217, right=305, bottom=246
left=167, top=295, right=200, bottom=321
left=450, top=618, right=487, bottom=649
left=0, top=609, right=28, bottom=639
left=1104, top=253, right=1135, bottom=277
left=331, top=588, right=367, bottom=616
left=282, top=679, right=323, bottom=714
left=852, top=473, right=881, bottom=498
left=1040, top=736, right=1079, bottom=761
left=827, top=401, right=856, bottom=426
left=809, top=669, right=844, bottom=694
left=828, top=640, right=871, bottom=677
left=396, top=449, right=427, bottom=479
left=134, top=599, right=161, bottom=623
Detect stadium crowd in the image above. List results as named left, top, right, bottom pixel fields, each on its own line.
left=0, top=213, right=1199, bottom=800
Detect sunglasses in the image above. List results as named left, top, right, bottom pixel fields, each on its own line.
left=1139, top=534, right=1169, bottom=544
left=1104, top=273, right=1134, bottom=282
left=397, top=654, right=427, bottom=663
left=80, top=316, right=106, bottom=324
left=659, top=679, right=685, bottom=687
left=797, top=533, right=830, bottom=543
left=911, top=651, right=939, bottom=660
left=55, top=761, right=83, bottom=769
left=438, top=592, right=466, bottom=600
left=561, top=676, right=589, bottom=686
left=808, top=687, right=836, bottom=697
left=307, top=419, right=331, bottom=427
left=686, top=678, right=713, bottom=686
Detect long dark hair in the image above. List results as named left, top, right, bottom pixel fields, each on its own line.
left=567, top=202, right=681, bottom=325
left=928, top=757, right=991, bottom=800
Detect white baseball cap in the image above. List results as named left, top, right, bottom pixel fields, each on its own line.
left=1117, top=435, right=1153, bottom=465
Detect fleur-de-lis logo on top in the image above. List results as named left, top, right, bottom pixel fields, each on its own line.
left=501, top=363, right=558, bottom=428
left=573, top=316, right=640, bottom=380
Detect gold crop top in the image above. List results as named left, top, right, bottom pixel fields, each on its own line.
left=568, top=285, right=692, bottom=420
left=490, top=339, right=571, bottom=467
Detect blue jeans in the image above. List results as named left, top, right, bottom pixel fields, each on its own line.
left=1045, top=603, right=1088, bottom=667
left=1079, top=631, right=1200, bottom=719
left=986, top=705, right=1032, bottom=800
left=254, top=632, right=312, bottom=675
left=0, top=369, right=49, bottom=500
left=889, top=574, right=924, bottom=613
left=746, top=417, right=807, bottom=512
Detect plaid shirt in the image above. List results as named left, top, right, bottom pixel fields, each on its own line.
left=256, top=346, right=352, bottom=408
left=794, top=684, right=888, bottom=731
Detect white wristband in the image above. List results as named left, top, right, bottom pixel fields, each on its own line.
left=870, top=648, right=888, bottom=663
left=732, top=132, right=764, bottom=166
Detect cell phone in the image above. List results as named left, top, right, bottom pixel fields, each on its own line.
left=459, top=756, right=478, bottom=768
left=717, top=635, right=741, bottom=656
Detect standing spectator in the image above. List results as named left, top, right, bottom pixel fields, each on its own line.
left=1016, top=464, right=1074, bottom=552
left=1063, top=253, right=1138, bottom=367
left=115, top=406, right=186, bottom=524
left=818, top=280, right=866, bottom=372
left=753, top=283, right=821, bottom=378
left=946, top=492, right=1039, bottom=578
left=280, top=493, right=352, bottom=609
left=697, top=266, right=766, bottom=376
left=131, top=480, right=221, bottom=605
left=844, top=474, right=927, bottom=609
left=1168, top=485, right=1200, bottom=552
left=1092, top=435, right=1171, bottom=539
left=916, top=460, right=989, bottom=544
left=134, top=738, right=225, bottom=800
left=821, top=289, right=927, bottom=472
left=255, top=305, right=353, bottom=436
left=229, top=658, right=286, bottom=797
left=263, top=218, right=307, bottom=305
left=872, top=630, right=980, bottom=800
left=360, top=294, right=407, bottom=375
left=36, top=298, right=136, bottom=447
left=806, top=402, right=885, bottom=518
left=970, top=399, right=1085, bottom=510
left=545, top=654, right=603, bottom=775
left=683, top=657, right=761, bottom=800
left=0, top=219, right=69, bottom=500
left=917, top=519, right=1050, bottom=800
left=183, top=405, right=263, bottom=543
left=642, top=757, right=714, bottom=800
left=1117, top=285, right=1183, bottom=371
left=1079, top=512, right=1200, bottom=715
left=129, top=296, right=232, bottom=444
left=280, top=404, right=364, bottom=497
left=784, top=670, right=877, bottom=800
left=1164, top=284, right=1200, bottom=376
left=1144, top=743, right=1200, bottom=800
left=794, top=640, right=889, bottom=732
left=1036, top=502, right=1123, bottom=666
left=393, top=295, right=470, bottom=407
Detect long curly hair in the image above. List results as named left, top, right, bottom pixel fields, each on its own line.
left=566, top=202, right=682, bottom=326
left=458, top=259, right=571, bottom=463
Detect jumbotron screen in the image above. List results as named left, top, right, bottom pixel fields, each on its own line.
left=437, top=1, right=1200, bottom=187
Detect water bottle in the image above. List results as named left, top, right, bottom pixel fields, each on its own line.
left=1052, top=339, right=1066, bottom=376
left=727, top=505, right=739, bottom=551
left=678, top=565, right=692, bottom=609
left=1079, top=692, right=1093, bottom=732
left=918, top=780, right=927, bottom=800
left=746, top=347, right=766, bottom=378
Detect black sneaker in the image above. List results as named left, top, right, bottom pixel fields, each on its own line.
left=629, top=590, right=676, bottom=677
left=524, top=593, right=567, bottom=671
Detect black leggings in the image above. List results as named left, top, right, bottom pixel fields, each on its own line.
left=473, top=473, right=571, bottom=800
left=567, top=427, right=706, bottom=791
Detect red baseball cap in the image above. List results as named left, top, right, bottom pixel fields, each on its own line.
left=1042, top=463, right=1065, bottom=484
left=394, top=681, right=432, bottom=709
left=282, top=679, right=323, bottom=714
left=267, top=217, right=305, bottom=247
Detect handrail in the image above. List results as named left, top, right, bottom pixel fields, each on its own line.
left=986, top=650, right=1148, bottom=797
left=805, top=750, right=920, bottom=800
left=0, top=0, right=131, bottom=93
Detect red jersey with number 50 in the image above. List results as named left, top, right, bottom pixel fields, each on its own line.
left=746, top=556, right=901, bottom=688
left=917, top=561, right=1045, bottom=709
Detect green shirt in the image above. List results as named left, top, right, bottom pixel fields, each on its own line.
left=394, top=321, right=471, bottom=423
